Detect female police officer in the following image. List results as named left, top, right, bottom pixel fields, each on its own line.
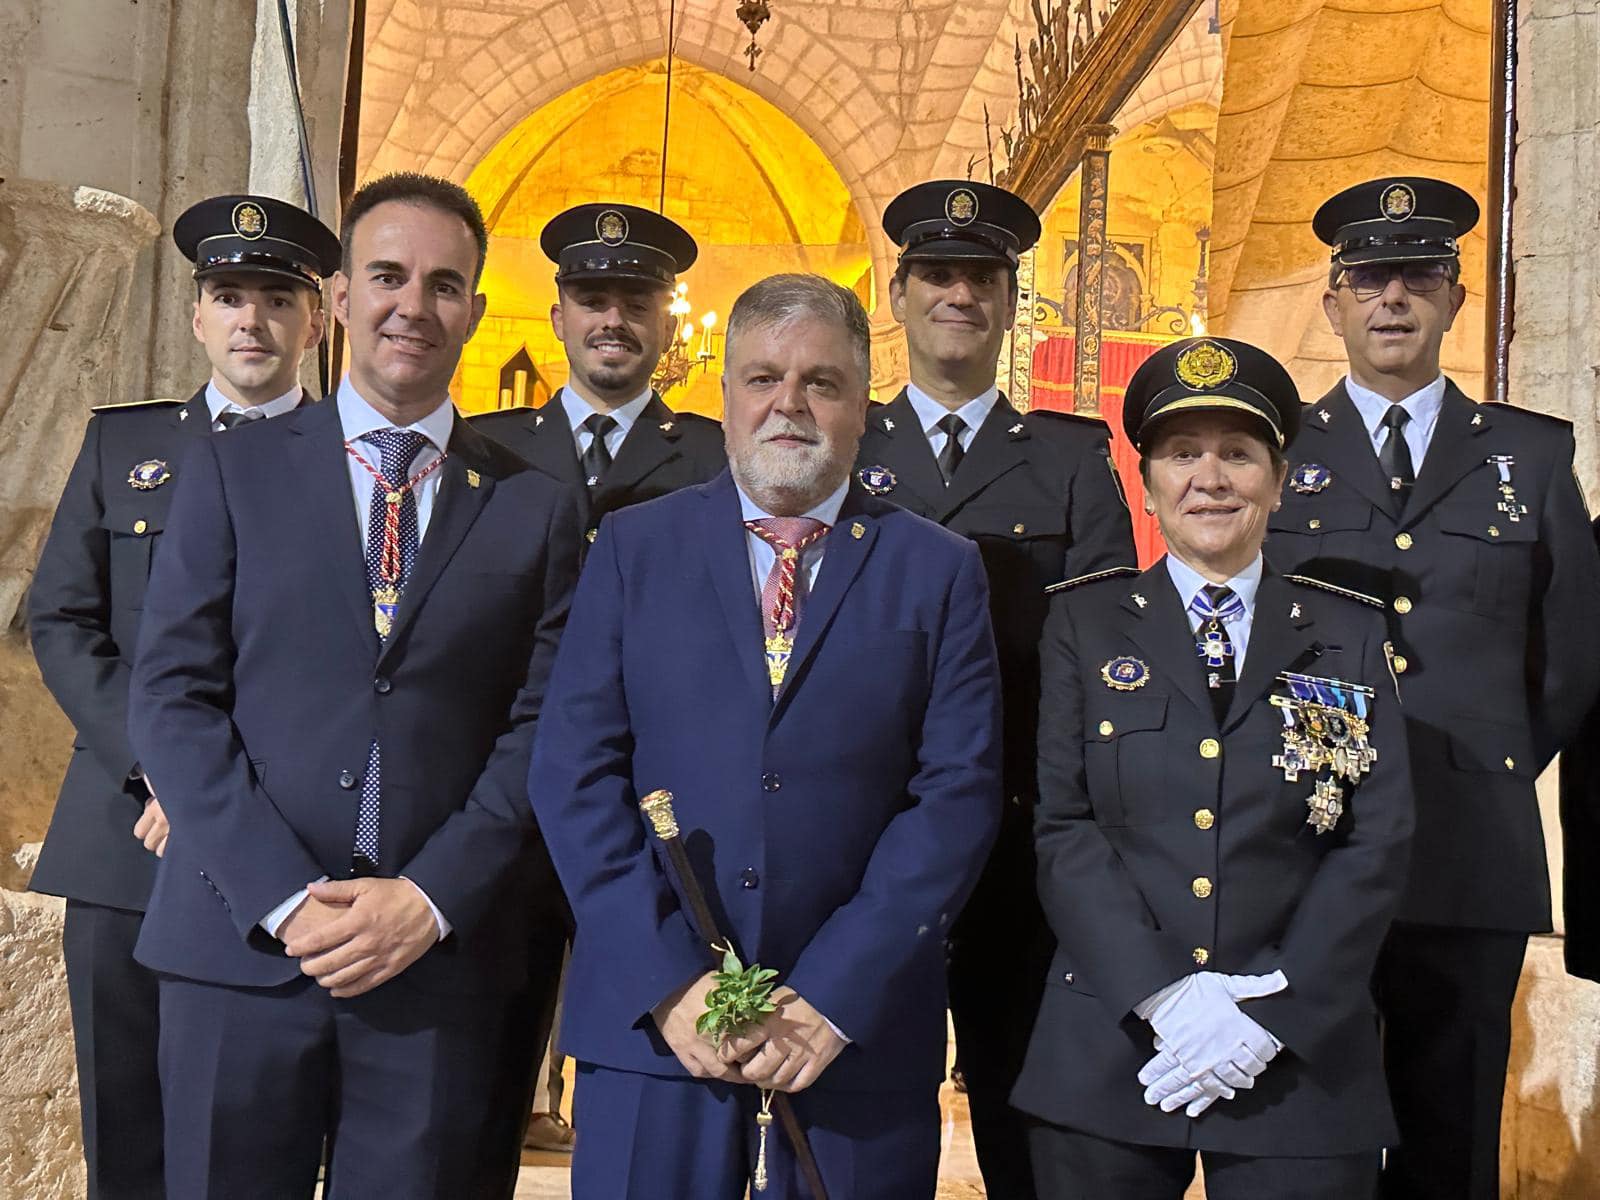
left=1010, top=337, right=1415, bottom=1198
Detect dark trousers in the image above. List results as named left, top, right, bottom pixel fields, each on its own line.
left=62, top=900, right=164, bottom=1200
left=158, top=971, right=512, bottom=1199
left=571, top=1063, right=940, bottom=1199
left=1028, top=1121, right=1380, bottom=1200
left=1374, top=921, right=1529, bottom=1200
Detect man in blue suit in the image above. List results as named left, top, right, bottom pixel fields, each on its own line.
left=529, top=272, right=1003, bottom=1198
left=128, top=173, right=580, bottom=1198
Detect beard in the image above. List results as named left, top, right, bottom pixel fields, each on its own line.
left=728, top=413, right=853, bottom=512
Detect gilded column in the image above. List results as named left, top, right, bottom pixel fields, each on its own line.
left=1072, top=124, right=1115, bottom=415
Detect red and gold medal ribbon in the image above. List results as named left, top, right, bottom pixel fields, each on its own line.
left=744, top=519, right=830, bottom=636
left=344, top=440, right=448, bottom=583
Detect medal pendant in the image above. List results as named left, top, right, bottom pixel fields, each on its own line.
left=1196, top=627, right=1233, bottom=669
left=1306, top=777, right=1346, bottom=835
left=764, top=632, right=793, bottom=688
left=372, top=585, right=400, bottom=639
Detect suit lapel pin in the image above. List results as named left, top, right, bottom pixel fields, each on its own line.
left=882, top=417, right=895, bottom=432
left=1290, top=602, right=1303, bottom=619
left=1131, top=592, right=1148, bottom=608
left=128, top=460, right=171, bottom=490
left=660, top=421, right=675, bottom=433
left=178, top=408, right=189, bottom=421
left=1317, top=409, right=1331, bottom=423
left=1471, top=412, right=1483, bottom=427
left=1009, top=423, right=1025, bottom=436
left=857, top=465, right=897, bottom=495
left=466, top=468, right=481, bottom=489
left=535, top=414, right=545, bottom=426
left=850, top=522, right=865, bottom=539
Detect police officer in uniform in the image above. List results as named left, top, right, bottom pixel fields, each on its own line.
left=471, top=202, right=725, bottom=553
left=1014, top=336, right=1414, bottom=1198
left=27, top=193, right=338, bottom=1199
left=855, top=179, right=1136, bottom=1198
left=1265, top=176, right=1600, bottom=1199
left=469, top=204, right=724, bottom=1161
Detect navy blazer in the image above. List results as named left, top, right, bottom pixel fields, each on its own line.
left=128, top=398, right=581, bottom=994
left=1012, top=562, right=1415, bottom=1156
left=528, top=470, right=1003, bottom=1092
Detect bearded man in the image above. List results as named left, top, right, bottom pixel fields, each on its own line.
left=528, top=272, right=1004, bottom=1198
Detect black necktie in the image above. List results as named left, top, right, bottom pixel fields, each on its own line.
left=580, top=413, right=617, bottom=489
left=216, top=409, right=261, bottom=431
left=935, top=413, right=966, bottom=486
left=1192, top=584, right=1241, bottom=725
left=1378, top=405, right=1414, bottom=515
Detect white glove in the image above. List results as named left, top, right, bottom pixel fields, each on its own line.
left=1133, top=971, right=1286, bottom=1116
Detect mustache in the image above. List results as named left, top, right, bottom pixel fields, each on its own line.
left=755, top=416, right=821, bottom=444
left=588, top=329, right=642, bottom=351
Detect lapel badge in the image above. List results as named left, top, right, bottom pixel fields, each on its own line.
left=1131, top=592, right=1148, bottom=608
left=466, top=468, right=481, bottom=489
left=1471, top=412, right=1483, bottom=427
left=535, top=413, right=545, bottom=426
left=850, top=522, right=865, bottom=539
left=1290, top=602, right=1303, bottom=619
left=128, top=460, right=171, bottom=490
left=660, top=420, right=675, bottom=433
left=1318, top=409, right=1331, bottom=424
left=1101, top=655, right=1151, bottom=691
left=178, top=407, right=190, bottom=421
left=858, top=465, right=898, bottom=495
left=882, top=417, right=896, bottom=432
left=1008, top=422, right=1025, bottom=436
left=1289, top=462, right=1332, bottom=494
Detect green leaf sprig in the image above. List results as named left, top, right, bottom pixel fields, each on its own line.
left=696, top=945, right=779, bottom=1045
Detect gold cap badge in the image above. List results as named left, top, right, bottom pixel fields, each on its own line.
left=1174, top=340, right=1237, bottom=390
left=231, top=201, right=267, bottom=240
left=945, top=188, right=978, bottom=226
left=1380, top=183, right=1416, bottom=222
left=596, top=210, right=629, bottom=245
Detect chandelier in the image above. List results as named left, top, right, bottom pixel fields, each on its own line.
left=653, top=281, right=719, bottom=394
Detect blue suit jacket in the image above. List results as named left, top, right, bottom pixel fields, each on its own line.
left=128, top=399, right=580, bottom=995
left=529, top=470, right=1003, bottom=1092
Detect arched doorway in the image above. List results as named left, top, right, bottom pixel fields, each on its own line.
left=452, top=60, right=870, bottom=417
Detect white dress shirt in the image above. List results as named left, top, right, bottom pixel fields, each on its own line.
left=904, top=383, right=998, bottom=458
left=204, top=381, right=304, bottom=430
left=1165, top=552, right=1264, bottom=676
left=263, top=376, right=456, bottom=941
left=1342, top=374, right=1446, bottom=470
left=560, top=384, right=652, bottom=462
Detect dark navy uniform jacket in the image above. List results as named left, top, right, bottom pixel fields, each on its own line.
left=529, top=471, right=1003, bottom=1092
left=1559, top=515, right=1600, bottom=981
left=1266, top=381, right=1600, bottom=932
left=28, top=389, right=296, bottom=912
left=1012, top=562, right=1414, bottom=1155
left=470, top=389, right=725, bottom=548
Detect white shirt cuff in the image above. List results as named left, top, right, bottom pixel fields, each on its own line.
left=261, top=877, right=328, bottom=938
left=401, top=876, right=452, bottom=940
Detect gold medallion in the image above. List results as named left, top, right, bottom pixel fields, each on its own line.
left=596, top=209, right=629, bottom=245
left=945, top=188, right=979, bottom=225
left=231, top=201, right=268, bottom=240
left=1380, top=183, right=1416, bottom=222
left=764, top=633, right=793, bottom=688
left=1174, top=340, right=1237, bottom=390
left=372, top=585, right=400, bottom=639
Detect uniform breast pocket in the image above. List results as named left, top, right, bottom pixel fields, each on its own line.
left=101, top=511, right=163, bottom=611
left=1434, top=503, right=1538, bottom=616
left=1081, top=694, right=1169, bottom=826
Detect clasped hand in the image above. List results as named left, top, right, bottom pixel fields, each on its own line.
left=652, top=975, right=846, bottom=1094
left=279, top=878, right=439, bottom=998
left=1135, top=970, right=1286, bottom=1117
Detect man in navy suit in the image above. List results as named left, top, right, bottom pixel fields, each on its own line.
left=530, top=273, right=1004, bottom=1198
left=128, top=172, right=580, bottom=1198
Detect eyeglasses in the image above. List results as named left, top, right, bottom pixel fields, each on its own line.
left=1337, top=262, right=1454, bottom=300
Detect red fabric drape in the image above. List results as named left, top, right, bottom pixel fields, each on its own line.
left=1028, top=331, right=1174, bottom=567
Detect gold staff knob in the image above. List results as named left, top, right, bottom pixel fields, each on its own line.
left=640, top=789, right=681, bottom=840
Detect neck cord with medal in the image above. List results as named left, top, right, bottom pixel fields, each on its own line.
left=344, top=439, right=447, bottom=637
left=745, top=520, right=831, bottom=689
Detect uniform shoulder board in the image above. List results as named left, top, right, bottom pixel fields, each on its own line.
left=1045, top=565, right=1140, bottom=595
left=1283, top=573, right=1383, bottom=608
left=1029, top=408, right=1111, bottom=431
left=90, top=396, right=184, bottom=413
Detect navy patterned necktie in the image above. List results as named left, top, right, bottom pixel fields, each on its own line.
left=355, top=428, right=428, bottom=871
left=1190, top=584, right=1244, bottom=725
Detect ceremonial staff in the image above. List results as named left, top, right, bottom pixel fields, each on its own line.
left=640, top=789, right=830, bottom=1200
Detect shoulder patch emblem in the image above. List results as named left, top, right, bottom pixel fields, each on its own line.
left=128, top=460, right=171, bottom=490
left=1284, top=573, right=1383, bottom=608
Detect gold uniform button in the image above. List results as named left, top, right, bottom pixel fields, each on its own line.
left=1199, top=738, right=1220, bottom=759
left=1393, top=596, right=1413, bottom=615
left=1308, top=519, right=1322, bottom=531
left=1194, top=809, right=1215, bottom=830
left=1193, top=947, right=1211, bottom=965
left=1098, top=720, right=1114, bottom=737
left=133, top=519, right=148, bottom=535
left=1395, top=532, right=1413, bottom=550
left=1393, top=655, right=1409, bottom=674
left=1192, top=877, right=1213, bottom=899
left=1505, top=757, right=1516, bottom=771
left=1488, top=525, right=1501, bottom=538
left=1012, top=522, right=1026, bottom=534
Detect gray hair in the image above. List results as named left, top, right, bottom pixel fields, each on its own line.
left=725, top=273, right=871, bottom=383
